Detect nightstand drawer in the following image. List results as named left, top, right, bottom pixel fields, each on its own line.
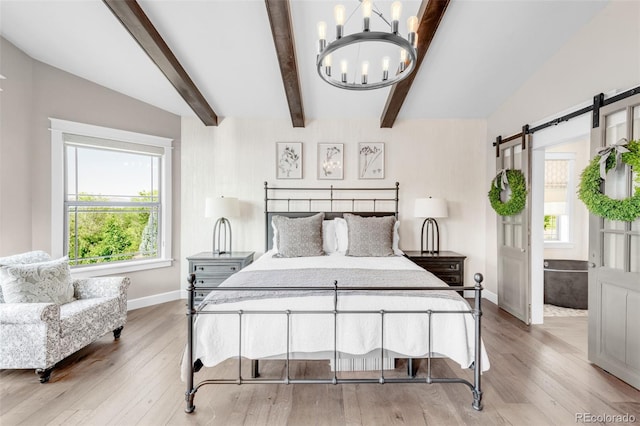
left=192, top=262, right=241, bottom=276
left=418, top=260, right=461, bottom=273
left=193, top=276, right=228, bottom=287
left=433, top=273, right=462, bottom=285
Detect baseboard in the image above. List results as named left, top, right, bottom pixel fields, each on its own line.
left=127, top=290, right=182, bottom=311
left=463, top=289, right=497, bottom=304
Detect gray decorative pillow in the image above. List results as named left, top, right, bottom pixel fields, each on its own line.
left=273, top=213, right=325, bottom=257
left=344, top=213, right=395, bottom=257
left=0, top=257, right=74, bottom=304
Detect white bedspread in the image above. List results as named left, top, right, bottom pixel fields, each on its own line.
left=181, top=253, right=489, bottom=380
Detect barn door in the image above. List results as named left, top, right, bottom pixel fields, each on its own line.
left=497, top=135, right=531, bottom=324
left=588, top=94, right=640, bottom=389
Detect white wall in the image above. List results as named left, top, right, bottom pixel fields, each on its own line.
left=181, top=117, right=489, bottom=293
left=0, top=37, right=182, bottom=302
left=485, top=1, right=640, bottom=295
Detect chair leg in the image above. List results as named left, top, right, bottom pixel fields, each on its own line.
left=113, top=326, right=124, bottom=339
left=36, top=368, right=53, bottom=383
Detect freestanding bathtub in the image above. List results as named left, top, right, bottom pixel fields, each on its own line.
left=543, top=259, right=588, bottom=310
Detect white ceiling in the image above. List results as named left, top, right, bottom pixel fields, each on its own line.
left=0, top=0, right=608, bottom=123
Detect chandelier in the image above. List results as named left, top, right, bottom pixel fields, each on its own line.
left=316, top=1, right=418, bottom=90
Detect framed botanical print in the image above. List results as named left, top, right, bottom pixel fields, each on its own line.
left=276, top=142, right=302, bottom=179
left=358, top=142, right=384, bottom=179
left=317, top=143, right=344, bottom=180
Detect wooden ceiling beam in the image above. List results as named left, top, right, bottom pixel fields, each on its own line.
left=103, top=0, right=218, bottom=126
left=380, top=0, right=450, bottom=128
left=264, top=0, right=305, bottom=128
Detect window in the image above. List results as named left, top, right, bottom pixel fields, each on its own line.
left=544, top=153, right=575, bottom=244
left=51, top=119, right=173, bottom=275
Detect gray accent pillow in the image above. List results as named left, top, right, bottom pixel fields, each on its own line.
left=273, top=213, right=325, bottom=257
left=344, top=213, right=395, bottom=257
left=0, top=257, right=74, bottom=304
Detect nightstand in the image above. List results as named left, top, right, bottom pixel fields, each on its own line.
left=187, top=252, right=254, bottom=304
left=404, top=251, right=466, bottom=293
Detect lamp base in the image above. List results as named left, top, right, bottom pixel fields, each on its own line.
left=420, top=218, right=440, bottom=254
left=212, top=217, right=232, bottom=255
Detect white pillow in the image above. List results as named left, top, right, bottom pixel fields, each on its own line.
left=335, top=216, right=403, bottom=255
left=0, top=257, right=74, bottom=304
left=272, top=218, right=337, bottom=254
left=322, top=219, right=338, bottom=254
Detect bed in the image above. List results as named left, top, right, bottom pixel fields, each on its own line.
left=183, top=183, right=488, bottom=413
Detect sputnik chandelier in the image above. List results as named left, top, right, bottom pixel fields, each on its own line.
left=316, top=0, right=418, bottom=90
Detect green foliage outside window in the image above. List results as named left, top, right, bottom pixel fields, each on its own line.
left=68, top=191, right=158, bottom=265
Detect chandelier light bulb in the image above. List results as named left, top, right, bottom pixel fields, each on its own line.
left=362, top=0, right=372, bottom=31
left=361, top=60, right=369, bottom=84
left=317, top=21, right=327, bottom=52
left=407, top=15, right=418, bottom=33
left=317, top=21, right=327, bottom=40
left=391, top=1, right=402, bottom=33
left=340, top=59, right=348, bottom=83
left=382, top=56, right=390, bottom=81
left=324, top=54, right=332, bottom=77
left=399, top=49, right=407, bottom=72
left=407, top=15, right=418, bottom=47
left=334, top=4, right=346, bottom=39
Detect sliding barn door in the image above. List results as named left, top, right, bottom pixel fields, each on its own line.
left=497, top=135, right=531, bottom=324
left=588, top=94, right=640, bottom=389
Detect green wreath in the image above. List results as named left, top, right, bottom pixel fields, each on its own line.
left=578, top=139, right=640, bottom=222
left=488, top=169, right=528, bottom=216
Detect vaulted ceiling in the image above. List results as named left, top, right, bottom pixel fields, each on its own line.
left=0, top=0, right=608, bottom=127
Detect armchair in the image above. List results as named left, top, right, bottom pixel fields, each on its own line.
left=0, top=251, right=129, bottom=382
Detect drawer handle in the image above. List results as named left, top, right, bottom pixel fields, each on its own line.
left=198, top=280, right=204, bottom=284
left=197, top=266, right=204, bottom=271
left=449, top=265, right=458, bottom=270
left=230, top=266, right=237, bottom=271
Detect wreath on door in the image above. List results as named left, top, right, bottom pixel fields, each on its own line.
left=488, top=169, right=528, bottom=216
left=578, top=139, right=640, bottom=222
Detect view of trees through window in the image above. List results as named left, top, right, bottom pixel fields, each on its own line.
left=65, top=142, right=161, bottom=266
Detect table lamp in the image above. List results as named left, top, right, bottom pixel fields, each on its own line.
left=205, top=196, right=239, bottom=254
left=414, top=197, right=448, bottom=254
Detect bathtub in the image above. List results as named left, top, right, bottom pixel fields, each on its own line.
left=543, top=259, right=588, bottom=310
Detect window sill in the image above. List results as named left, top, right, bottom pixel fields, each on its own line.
left=544, top=242, right=575, bottom=249
left=70, top=258, right=173, bottom=278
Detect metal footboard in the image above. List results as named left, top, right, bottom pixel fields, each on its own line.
left=185, top=273, right=484, bottom=413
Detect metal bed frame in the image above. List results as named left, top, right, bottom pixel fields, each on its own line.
left=184, top=182, right=484, bottom=413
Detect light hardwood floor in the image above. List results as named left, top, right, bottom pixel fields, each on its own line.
left=1, top=300, right=638, bottom=426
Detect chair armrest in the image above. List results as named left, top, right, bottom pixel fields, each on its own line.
left=72, top=276, right=130, bottom=300
left=0, top=303, right=59, bottom=324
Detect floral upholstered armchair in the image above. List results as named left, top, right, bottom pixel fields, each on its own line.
left=0, top=251, right=129, bottom=383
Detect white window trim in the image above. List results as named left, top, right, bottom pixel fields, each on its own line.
left=50, top=118, right=173, bottom=275
left=543, top=151, right=575, bottom=248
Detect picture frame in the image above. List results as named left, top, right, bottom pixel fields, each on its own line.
left=358, top=142, right=384, bottom=179
left=317, top=143, right=344, bottom=180
left=276, top=142, right=302, bottom=179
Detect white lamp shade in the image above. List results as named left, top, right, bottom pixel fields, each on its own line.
left=414, top=197, right=448, bottom=218
left=205, top=196, right=239, bottom=218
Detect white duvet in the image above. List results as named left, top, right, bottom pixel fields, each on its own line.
left=181, top=252, right=490, bottom=380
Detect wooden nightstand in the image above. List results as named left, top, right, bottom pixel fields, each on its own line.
left=187, top=252, right=254, bottom=304
left=404, top=251, right=466, bottom=292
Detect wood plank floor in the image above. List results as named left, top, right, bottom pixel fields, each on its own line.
left=1, top=300, right=638, bottom=425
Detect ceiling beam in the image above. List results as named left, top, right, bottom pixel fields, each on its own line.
left=103, top=0, right=218, bottom=126
left=380, top=0, right=450, bottom=128
left=264, top=0, right=305, bottom=128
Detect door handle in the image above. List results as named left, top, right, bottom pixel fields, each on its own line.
left=589, top=262, right=596, bottom=268
left=520, top=248, right=526, bottom=253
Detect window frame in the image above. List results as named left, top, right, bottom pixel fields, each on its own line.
left=50, top=118, right=173, bottom=277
